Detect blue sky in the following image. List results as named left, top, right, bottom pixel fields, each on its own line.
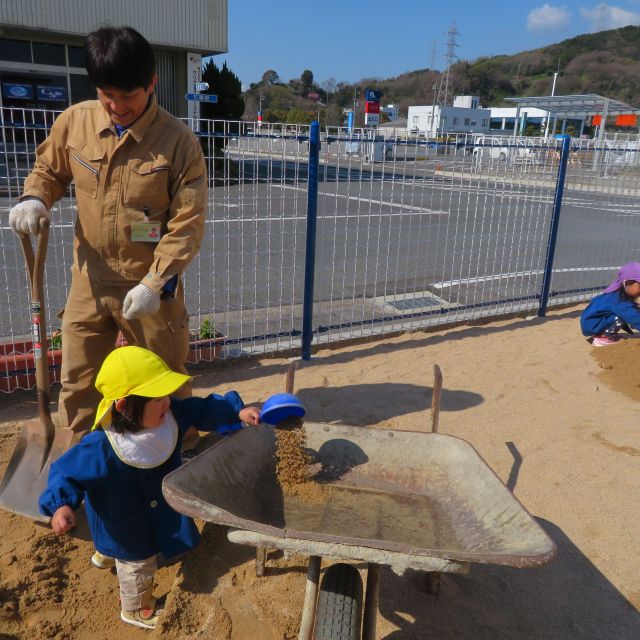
left=213, top=1, right=640, bottom=87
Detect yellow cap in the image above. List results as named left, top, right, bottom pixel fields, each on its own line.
left=91, top=346, right=191, bottom=430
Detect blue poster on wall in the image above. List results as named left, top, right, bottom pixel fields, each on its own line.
left=37, top=85, right=68, bottom=102
left=2, top=82, right=33, bottom=100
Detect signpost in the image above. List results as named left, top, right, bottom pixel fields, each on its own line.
left=185, top=93, right=218, bottom=103
left=364, top=88, right=381, bottom=127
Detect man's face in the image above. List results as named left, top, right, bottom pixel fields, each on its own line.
left=96, top=74, right=157, bottom=127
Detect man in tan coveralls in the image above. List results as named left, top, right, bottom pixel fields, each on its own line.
left=9, top=26, right=206, bottom=434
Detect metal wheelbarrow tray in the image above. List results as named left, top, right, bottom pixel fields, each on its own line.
left=163, top=422, right=555, bottom=570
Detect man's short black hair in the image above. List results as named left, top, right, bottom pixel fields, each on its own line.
left=84, top=26, right=155, bottom=90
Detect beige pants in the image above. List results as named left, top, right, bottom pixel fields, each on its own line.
left=58, top=270, right=191, bottom=433
left=115, top=555, right=157, bottom=612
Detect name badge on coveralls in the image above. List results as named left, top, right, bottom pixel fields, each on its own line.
left=131, top=222, right=161, bottom=243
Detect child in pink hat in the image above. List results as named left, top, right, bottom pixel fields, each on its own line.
left=580, top=262, right=640, bottom=347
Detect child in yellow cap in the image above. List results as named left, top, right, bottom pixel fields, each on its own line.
left=39, top=346, right=260, bottom=630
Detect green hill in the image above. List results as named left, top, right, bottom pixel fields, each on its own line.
left=244, top=25, right=640, bottom=125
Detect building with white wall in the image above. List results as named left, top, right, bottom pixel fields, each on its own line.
left=0, top=0, right=227, bottom=117
left=489, top=107, right=549, bottom=132
left=407, top=96, right=490, bottom=135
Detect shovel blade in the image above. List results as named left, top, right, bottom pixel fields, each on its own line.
left=0, top=420, right=76, bottom=522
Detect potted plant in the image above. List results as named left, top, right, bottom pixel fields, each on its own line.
left=187, top=317, right=225, bottom=363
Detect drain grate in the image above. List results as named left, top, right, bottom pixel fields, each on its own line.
left=372, top=290, right=457, bottom=315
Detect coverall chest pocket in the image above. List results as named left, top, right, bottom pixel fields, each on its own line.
left=68, top=144, right=102, bottom=198
left=124, top=158, right=171, bottom=215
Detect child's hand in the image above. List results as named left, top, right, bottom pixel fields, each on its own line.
left=239, top=406, right=261, bottom=426
left=51, top=505, right=76, bottom=534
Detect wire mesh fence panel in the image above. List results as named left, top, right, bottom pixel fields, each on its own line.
left=184, top=119, right=311, bottom=361
left=548, top=134, right=640, bottom=306
left=0, top=107, right=72, bottom=391
left=312, top=131, right=567, bottom=343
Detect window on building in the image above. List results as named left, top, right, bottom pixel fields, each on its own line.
left=464, top=118, right=471, bottom=126
left=68, top=46, right=85, bottom=68
left=412, top=116, right=419, bottom=124
left=453, top=117, right=459, bottom=125
left=33, top=42, right=66, bottom=66
left=70, top=73, right=95, bottom=104
left=482, top=119, right=488, bottom=127
left=470, top=120, right=476, bottom=126
left=0, top=38, right=31, bottom=63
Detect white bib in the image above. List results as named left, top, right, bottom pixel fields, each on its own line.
left=104, top=411, right=178, bottom=468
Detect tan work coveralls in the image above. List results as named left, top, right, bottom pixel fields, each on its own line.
left=22, top=95, right=206, bottom=432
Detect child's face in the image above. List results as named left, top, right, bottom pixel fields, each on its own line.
left=625, top=281, right=640, bottom=298
left=142, top=395, right=171, bottom=428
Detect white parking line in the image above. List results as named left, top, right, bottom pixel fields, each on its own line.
left=433, top=265, right=620, bottom=288
left=273, top=184, right=449, bottom=215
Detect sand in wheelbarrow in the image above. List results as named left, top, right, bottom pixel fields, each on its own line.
left=273, top=417, right=326, bottom=504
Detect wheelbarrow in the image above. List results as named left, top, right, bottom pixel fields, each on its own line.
left=0, top=221, right=78, bottom=522
left=163, top=364, right=556, bottom=639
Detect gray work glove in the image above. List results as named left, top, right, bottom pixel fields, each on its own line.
left=122, top=283, right=161, bottom=320
left=9, top=198, right=50, bottom=235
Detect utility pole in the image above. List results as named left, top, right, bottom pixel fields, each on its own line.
left=431, top=82, right=437, bottom=138
left=352, top=87, right=359, bottom=126
left=543, top=65, right=559, bottom=138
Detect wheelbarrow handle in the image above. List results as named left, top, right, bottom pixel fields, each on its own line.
left=19, top=219, right=54, bottom=436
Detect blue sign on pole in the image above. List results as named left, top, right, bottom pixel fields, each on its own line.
left=185, top=93, right=218, bottom=103
left=347, top=111, right=354, bottom=132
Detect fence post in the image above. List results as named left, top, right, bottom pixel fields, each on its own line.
left=301, top=121, right=320, bottom=360
left=538, top=135, right=571, bottom=317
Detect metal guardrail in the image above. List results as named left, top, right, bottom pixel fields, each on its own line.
left=1, top=107, right=639, bottom=390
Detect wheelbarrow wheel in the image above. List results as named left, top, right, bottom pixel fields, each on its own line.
left=313, top=563, right=362, bottom=640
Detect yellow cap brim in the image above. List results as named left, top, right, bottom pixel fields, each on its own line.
left=91, top=370, right=191, bottom=430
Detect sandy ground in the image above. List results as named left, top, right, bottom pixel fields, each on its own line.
left=1, top=305, right=639, bottom=640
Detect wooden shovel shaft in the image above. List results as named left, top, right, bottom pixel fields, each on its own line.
left=19, top=221, right=55, bottom=445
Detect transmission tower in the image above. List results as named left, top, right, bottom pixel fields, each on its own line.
left=430, top=39, right=438, bottom=70
left=436, top=20, right=460, bottom=107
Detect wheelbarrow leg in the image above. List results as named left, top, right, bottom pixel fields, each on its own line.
left=362, top=562, right=380, bottom=640
left=298, top=555, right=321, bottom=640
left=255, top=547, right=268, bottom=577
left=425, top=571, right=441, bottom=595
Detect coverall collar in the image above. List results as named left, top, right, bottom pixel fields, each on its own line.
left=95, top=93, right=159, bottom=143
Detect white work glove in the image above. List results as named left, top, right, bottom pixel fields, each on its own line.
left=8, top=198, right=50, bottom=235
left=122, top=283, right=161, bottom=320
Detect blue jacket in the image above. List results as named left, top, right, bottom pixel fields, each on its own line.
left=39, top=393, right=244, bottom=561
left=580, top=290, right=640, bottom=336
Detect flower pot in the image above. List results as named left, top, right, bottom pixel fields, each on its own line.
left=0, top=340, right=62, bottom=392
left=187, top=336, right=225, bottom=364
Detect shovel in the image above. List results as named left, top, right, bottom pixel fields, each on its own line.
left=0, top=220, right=77, bottom=522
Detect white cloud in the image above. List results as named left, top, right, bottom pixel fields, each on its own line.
left=527, top=4, right=571, bottom=31
left=580, top=3, right=640, bottom=30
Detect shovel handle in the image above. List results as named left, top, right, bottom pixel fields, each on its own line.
left=19, top=219, right=54, bottom=436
